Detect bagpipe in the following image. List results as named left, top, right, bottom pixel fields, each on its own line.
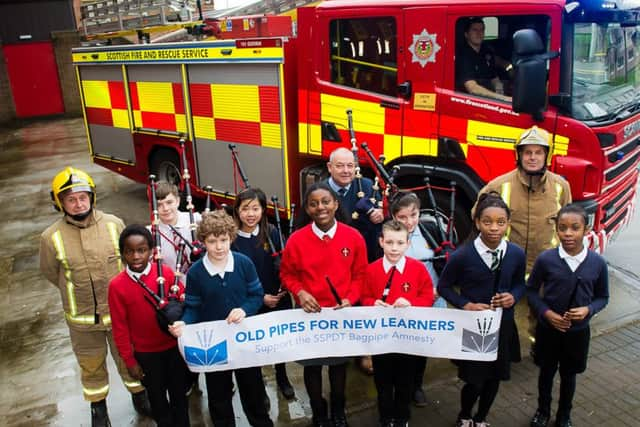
left=229, top=143, right=291, bottom=271
left=139, top=175, right=185, bottom=333
left=344, top=109, right=457, bottom=274
left=178, top=138, right=206, bottom=263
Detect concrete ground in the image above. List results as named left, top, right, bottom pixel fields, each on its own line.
left=0, top=117, right=639, bottom=426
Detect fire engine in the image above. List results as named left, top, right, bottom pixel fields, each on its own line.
left=72, top=0, right=640, bottom=251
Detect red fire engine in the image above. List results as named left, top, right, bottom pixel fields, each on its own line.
left=72, top=0, right=640, bottom=251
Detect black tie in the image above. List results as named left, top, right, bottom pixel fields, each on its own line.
left=489, top=249, right=501, bottom=271
left=338, top=187, right=347, bottom=197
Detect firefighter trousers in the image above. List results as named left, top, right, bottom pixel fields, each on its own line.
left=68, top=327, right=145, bottom=402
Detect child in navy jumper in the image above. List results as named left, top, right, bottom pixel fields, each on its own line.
left=362, top=220, right=434, bottom=427
left=169, top=210, right=273, bottom=427
left=108, top=225, right=189, bottom=427
left=280, top=182, right=368, bottom=427
left=232, top=187, right=295, bottom=399
left=438, top=192, right=526, bottom=427
left=527, top=204, right=609, bottom=427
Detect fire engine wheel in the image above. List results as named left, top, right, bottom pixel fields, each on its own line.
left=415, top=188, right=472, bottom=246
left=150, top=149, right=181, bottom=187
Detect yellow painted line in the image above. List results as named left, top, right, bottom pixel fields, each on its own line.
left=212, top=84, right=260, bottom=121
left=331, top=55, right=397, bottom=72
left=94, top=154, right=135, bottom=165
left=121, top=64, right=135, bottom=132
left=181, top=63, right=194, bottom=142
left=75, top=67, right=93, bottom=156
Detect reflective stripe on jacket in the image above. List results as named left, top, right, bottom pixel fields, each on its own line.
left=40, top=210, right=124, bottom=329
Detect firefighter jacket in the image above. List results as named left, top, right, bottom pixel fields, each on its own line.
left=475, top=169, right=572, bottom=273
left=40, top=209, right=124, bottom=330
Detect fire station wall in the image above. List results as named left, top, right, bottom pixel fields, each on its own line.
left=0, top=46, right=16, bottom=123
left=52, top=30, right=82, bottom=116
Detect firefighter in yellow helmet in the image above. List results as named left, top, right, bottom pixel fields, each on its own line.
left=39, top=167, right=151, bottom=426
left=472, top=127, right=572, bottom=348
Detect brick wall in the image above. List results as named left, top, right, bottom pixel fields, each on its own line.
left=52, top=30, right=82, bottom=117
left=0, top=45, right=17, bottom=123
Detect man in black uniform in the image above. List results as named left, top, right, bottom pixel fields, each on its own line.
left=456, top=17, right=512, bottom=102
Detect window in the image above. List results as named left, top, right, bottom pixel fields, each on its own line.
left=329, top=17, right=397, bottom=97
left=455, top=15, right=550, bottom=100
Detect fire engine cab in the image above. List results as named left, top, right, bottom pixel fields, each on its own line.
left=72, top=0, right=640, bottom=250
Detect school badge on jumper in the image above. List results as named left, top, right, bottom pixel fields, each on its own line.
left=401, top=282, right=411, bottom=292
left=409, top=29, right=441, bottom=68
left=341, top=247, right=350, bottom=257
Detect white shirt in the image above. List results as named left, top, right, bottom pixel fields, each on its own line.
left=312, top=221, right=337, bottom=241
left=203, top=253, right=234, bottom=278
left=152, top=211, right=201, bottom=272
left=558, top=245, right=587, bottom=272
left=126, top=262, right=151, bottom=282
left=474, top=236, right=508, bottom=269
left=383, top=255, right=406, bottom=274
left=237, top=224, right=260, bottom=238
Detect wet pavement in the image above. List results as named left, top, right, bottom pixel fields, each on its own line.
left=0, top=117, right=639, bottom=426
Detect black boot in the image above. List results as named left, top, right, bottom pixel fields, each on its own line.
left=275, top=363, right=295, bottom=399
left=90, top=400, right=111, bottom=427
left=131, top=390, right=152, bottom=417
left=331, top=396, right=349, bottom=427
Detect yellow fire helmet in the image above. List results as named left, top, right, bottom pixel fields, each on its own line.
left=50, top=167, right=96, bottom=211
left=515, top=125, right=552, bottom=169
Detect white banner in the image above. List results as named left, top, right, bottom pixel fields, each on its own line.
left=178, top=307, right=503, bottom=373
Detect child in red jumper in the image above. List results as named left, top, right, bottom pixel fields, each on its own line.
left=280, top=182, right=368, bottom=427
left=108, top=224, right=189, bottom=427
left=362, top=220, right=434, bottom=427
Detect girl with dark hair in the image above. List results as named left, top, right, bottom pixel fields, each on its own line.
left=280, top=182, right=368, bottom=427
left=232, top=187, right=295, bottom=399
left=438, top=192, right=526, bottom=427
left=527, top=204, right=608, bottom=427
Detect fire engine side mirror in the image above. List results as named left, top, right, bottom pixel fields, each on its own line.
left=511, top=29, right=559, bottom=121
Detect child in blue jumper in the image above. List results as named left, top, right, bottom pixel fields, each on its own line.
left=170, top=210, right=273, bottom=427
left=527, top=204, right=609, bottom=427
left=438, top=192, right=526, bottom=427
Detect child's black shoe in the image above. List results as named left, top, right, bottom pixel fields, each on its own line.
left=530, top=409, right=550, bottom=427
left=554, top=418, right=573, bottom=427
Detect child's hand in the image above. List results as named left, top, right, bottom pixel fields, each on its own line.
left=263, top=294, right=281, bottom=308
left=168, top=320, right=185, bottom=337
left=127, top=363, right=144, bottom=381
left=226, top=308, right=246, bottom=324
left=334, top=299, right=351, bottom=310
left=298, top=290, right=321, bottom=313
left=463, top=302, right=491, bottom=311
left=544, top=310, right=571, bottom=332
left=564, top=306, right=589, bottom=322
left=491, top=292, right=515, bottom=309
left=374, top=299, right=390, bottom=307
left=393, top=297, right=411, bottom=308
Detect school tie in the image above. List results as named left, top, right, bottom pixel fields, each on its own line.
left=337, top=187, right=347, bottom=197
left=489, top=249, right=502, bottom=271
left=322, top=234, right=331, bottom=243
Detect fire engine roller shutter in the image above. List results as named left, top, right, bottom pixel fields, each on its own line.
left=188, top=63, right=288, bottom=203
left=78, top=66, right=135, bottom=163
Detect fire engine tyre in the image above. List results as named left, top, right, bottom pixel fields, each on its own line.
left=416, top=189, right=472, bottom=246
left=150, top=149, right=181, bottom=187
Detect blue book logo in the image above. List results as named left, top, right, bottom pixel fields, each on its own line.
left=185, top=329, right=229, bottom=366
left=461, top=316, right=498, bottom=354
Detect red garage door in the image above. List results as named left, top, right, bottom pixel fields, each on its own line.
left=3, top=41, right=64, bottom=117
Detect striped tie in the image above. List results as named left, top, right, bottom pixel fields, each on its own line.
left=489, top=249, right=502, bottom=271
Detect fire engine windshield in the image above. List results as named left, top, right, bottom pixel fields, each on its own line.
left=572, top=22, right=640, bottom=121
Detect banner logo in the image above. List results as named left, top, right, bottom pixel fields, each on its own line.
left=184, top=329, right=228, bottom=366
left=461, top=316, right=498, bottom=354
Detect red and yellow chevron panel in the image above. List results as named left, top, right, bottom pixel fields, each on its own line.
left=189, top=82, right=282, bottom=148
left=82, top=80, right=130, bottom=129
left=129, top=81, right=187, bottom=133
